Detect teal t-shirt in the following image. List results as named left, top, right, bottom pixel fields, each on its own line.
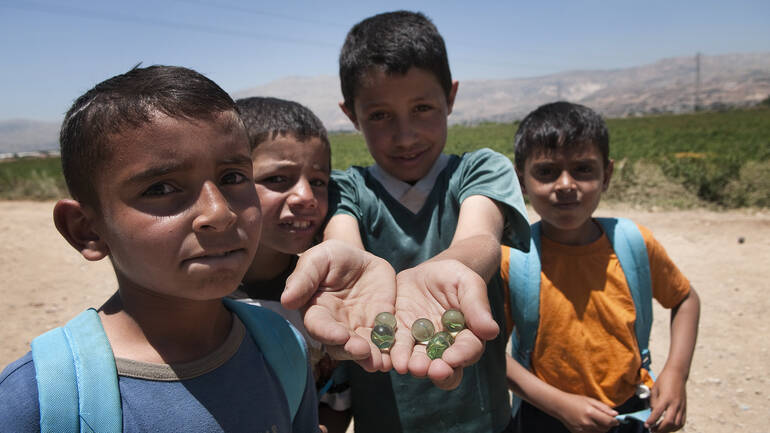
left=330, top=148, right=529, bottom=433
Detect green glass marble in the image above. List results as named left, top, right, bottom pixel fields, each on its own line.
left=374, top=312, right=397, bottom=330
left=441, top=309, right=466, bottom=333
left=371, top=324, right=395, bottom=350
left=426, top=331, right=455, bottom=360
left=411, top=318, right=435, bottom=343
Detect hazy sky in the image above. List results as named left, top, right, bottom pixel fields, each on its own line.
left=1, top=0, right=768, bottom=122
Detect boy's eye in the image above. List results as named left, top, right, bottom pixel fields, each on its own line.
left=368, top=111, right=389, bottom=121
left=142, top=182, right=178, bottom=197
left=261, top=175, right=288, bottom=184
left=414, top=104, right=433, bottom=113
left=310, top=178, right=328, bottom=188
left=221, top=171, right=248, bottom=185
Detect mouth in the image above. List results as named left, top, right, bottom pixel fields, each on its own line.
left=554, top=201, right=580, bottom=209
left=393, top=148, right=427, bottom=162
left=279, top=219, right=316, bottom=232
left=182, top=248, right=248, bottom=268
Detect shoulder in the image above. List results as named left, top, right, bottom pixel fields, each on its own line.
left=457, top=148, right=513, bottom=169
left=0, top=352, right=40, bottom=430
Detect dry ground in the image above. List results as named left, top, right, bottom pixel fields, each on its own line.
left=1, top=200, right=768, bottom=432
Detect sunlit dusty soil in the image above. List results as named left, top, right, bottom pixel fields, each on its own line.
left=1, top=201, right=768, bottom=432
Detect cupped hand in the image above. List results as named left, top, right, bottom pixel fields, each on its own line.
left=389, top=259, right=500, bottom=389
left=282, top=240, right=397, bottom=372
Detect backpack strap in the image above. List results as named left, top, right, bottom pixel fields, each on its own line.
left=507, top=221, right=542, bottom=415
left=597, top=217, right=653, bottom=372
left=223, top=298, right=308, bottom=421
left=31, top=309, right=122, bottom=433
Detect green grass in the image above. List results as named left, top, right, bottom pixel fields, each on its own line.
left=2, top=107, right=768, bottom=208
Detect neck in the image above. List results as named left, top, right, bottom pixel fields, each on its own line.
left=541, top=218, right=603, bottom=246
left=242, top=246, right=293, bottom=283
left=98, top=287, right=232, bottom=364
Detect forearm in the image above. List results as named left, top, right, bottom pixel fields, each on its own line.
left=429, top=232, right=502, bottom=283
left=323, top=214, right=365, bottom=249
left=506, top=355, right=570, bottom=419
left=432, top=195, right=505, bottom=283
left=661, top=287, right=701, bottom=379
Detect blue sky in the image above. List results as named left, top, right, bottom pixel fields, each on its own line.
left=1, top=0, right=768, bottom=122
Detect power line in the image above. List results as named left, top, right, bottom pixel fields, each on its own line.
left=0, top=0, right=338, bottom=48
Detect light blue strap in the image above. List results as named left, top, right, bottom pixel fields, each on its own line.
left=616, top=408, right=651, bottom=423
left=223, top=299, right=308, bottom=421
left=598, top=217, right=653, bottom=371
left=508, top=221, right=543, bottom=415
left=32, top=327, right=80, bottom=433
left=32, top=309, right=122, bottom=433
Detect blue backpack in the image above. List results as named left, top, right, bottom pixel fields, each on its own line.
left=30, top=298, right=308, bottom=433
left=508, top=217, right=653, bottom=423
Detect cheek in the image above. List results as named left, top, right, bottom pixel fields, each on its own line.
left=255, top=188, right=284, bottom=216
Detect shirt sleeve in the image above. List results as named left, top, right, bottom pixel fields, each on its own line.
left=329, top=168, right=364, bottom=221
left=638, top=225, right=691, bottom=308
left=456, top=148, right=531, bottom=252
left=0, top=353, right=41, bottom=431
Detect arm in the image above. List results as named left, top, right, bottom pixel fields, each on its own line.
left=647, top=287, right=701, bottom=432
left=506, top=354, right=619, bottom=433
left=391, top=195, right=504, bottom=387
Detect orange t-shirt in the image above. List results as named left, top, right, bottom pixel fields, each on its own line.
left=501, top=223, right=690, bottom=407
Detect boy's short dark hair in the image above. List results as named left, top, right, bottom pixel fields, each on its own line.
left=514, top=101, right=610, bottom=172
left=60, top=65, right=240, bottom=207
left=235, top=97, right=329, bottom=151
left=339, top=10, right=452, bottom=113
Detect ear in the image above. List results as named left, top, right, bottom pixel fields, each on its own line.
left=53, top=199, right=109, bottom=261
left=446, top=80, right=459, bottom=115
left=339, top=101, right=360, bottom=131
left=602, top=159, right=614, bottom=192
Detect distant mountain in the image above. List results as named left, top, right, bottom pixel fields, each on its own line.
left=3, top=52, right=768, bottom=154
left=0, top=119, right=59, bottom=154
left=235, top=51, right=770, bottom=130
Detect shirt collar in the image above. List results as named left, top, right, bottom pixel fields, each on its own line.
left=368, top=154, right=450, bottom=214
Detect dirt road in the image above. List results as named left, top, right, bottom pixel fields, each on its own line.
left=1, top=200, right=768, bottom=432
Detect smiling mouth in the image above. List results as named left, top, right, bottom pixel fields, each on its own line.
left=280, top=220, right=314, bottom=231
left=394, top=149, right=426, bottom=161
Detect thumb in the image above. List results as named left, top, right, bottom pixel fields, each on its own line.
left=281, top=243, right=332, bottom=310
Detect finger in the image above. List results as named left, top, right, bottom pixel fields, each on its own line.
left=407, top=344, right=431, bottom=378
left=456, top=272, right=500, bottom=341
left=440, top=329, right=484, bottom=368
left=590, top=399, right=618, bottom=418
left=429, top=365, right=463, bottom=390
left=282, top=244, right=332, bottom=310
left=646, top=402, right=665, bottom=429
left=390, top=327, right=415, bottom=374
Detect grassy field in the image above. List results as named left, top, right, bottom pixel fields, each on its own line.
left=2, top=107, right=768, bottom=208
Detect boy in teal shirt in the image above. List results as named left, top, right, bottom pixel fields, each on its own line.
left=323, top=10, right=530, bottom=433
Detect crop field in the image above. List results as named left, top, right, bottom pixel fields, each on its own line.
left=1, top=107, right=768, bottom=208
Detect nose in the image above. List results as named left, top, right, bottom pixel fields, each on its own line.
left=286, top=177, right=318, bottom=209
left=554, top=170, right=576, bottom=192
left=394, top=116, right=418, bottom=149
left=192, top=181, right=237, bottom=232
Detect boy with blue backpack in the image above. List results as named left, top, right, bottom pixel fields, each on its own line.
left=0, top=65, right=320, bottom=432
left=502, top=101, right=700, bottom=433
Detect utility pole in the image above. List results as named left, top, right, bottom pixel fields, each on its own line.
left=694, top=52, right=701, bottom=112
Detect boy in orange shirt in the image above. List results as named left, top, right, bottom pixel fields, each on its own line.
left=502, top=102, right=700, bottom=433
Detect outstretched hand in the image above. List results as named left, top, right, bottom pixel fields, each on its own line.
left=282, top=240, right=397, bottom=373
left=389, top=259, right=500, bottom=389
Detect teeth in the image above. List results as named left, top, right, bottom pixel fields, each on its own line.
left=284, top=221, right=311, bottom=229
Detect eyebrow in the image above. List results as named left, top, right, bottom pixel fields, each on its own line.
left=125, top=154, right=252, bottom=185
